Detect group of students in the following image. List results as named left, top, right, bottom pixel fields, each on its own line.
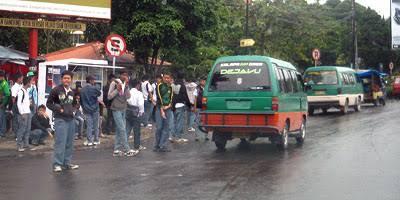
left=0, top=70, right=52, bottom=152
left=44, top=69, right=206, bottom=172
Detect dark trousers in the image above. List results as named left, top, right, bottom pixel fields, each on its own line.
left=126, top=116, right=141, bottom=149
left=104, top=108, right=114, bottom=134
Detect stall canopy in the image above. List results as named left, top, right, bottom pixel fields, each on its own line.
left=0, top=45, right=36, bottom=78
left=356, top=70, right=388, bottom=78
left=0, top=45, right=28, bottom=64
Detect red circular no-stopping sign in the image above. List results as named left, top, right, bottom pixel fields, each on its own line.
left=105, top=34, right=127, bottom=57
left=312, top=49, right=321, bottom=61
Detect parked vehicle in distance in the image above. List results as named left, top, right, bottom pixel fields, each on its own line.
left=200, top=56, right=308, bottom=151
left=356, top=70, right=387, bottom=106
left=304, top=66, right=364, bottom=115
left=391, top=76, right=400, bottom=97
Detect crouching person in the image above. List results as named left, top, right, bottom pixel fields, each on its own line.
left=30, top=105, right=53, bottom=146
left=46, top=71, right=79, bottom=173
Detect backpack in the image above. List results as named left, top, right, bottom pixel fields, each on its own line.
left=13, top=89, right=25, bottom=115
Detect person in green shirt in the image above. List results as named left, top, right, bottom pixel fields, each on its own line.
left=154, top=72, right=174, bottom=152
left=0, top=70, right=10, bottom=138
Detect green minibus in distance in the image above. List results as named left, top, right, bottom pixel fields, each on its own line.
left=200, top=56, right=308, bottom=151
left=304, top=66, right=364, bottom=115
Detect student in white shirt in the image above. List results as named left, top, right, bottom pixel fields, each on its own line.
left=141, top=75, right=153, bottom=127
left=11, top=73, right=23, bottom=135
left=16, top=76, right=32, bottom=152
left=126, top=79, right=146, bottom=151
left=185, top=79, right=198, bottom=132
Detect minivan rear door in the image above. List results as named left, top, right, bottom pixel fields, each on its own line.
left=206, top=61, right=273, bottom=112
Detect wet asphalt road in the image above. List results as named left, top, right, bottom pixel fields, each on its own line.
left=1, top=101, right=400, bottom=200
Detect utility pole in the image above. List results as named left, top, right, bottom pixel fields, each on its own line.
left=351, top=0, right=359, bottom=70
left=245, top=0, right=250, bottom=55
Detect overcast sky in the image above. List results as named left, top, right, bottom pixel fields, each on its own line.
left=307, top=0, right=391, bottom=18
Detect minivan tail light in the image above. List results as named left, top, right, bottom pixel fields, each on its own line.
left=202, top=97, right=208, bottom=110
left=272, top=97, right=279, bottom=112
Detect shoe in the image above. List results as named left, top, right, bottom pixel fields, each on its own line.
left=152, top=148, right=160, bottom=152
left=17, top=148, right=25, bottom=152
left=83, top=141, right=93, bottom=146
left=31, top=142, right=39, bottom=146
left=137, top=145, right=147, bottom=151
left=39, top=141, right=46, bottom=145
left=188, top=127, right=195, bottom=132
left=113, top=150, right=123, bottom=156
left=64, top=164, right=79, bottom=170
left=53, top=165, right=63, bottom=173
left=205, top=137, right=210, bottom=141
left=93, top=141, right=100, bottom=145
left=140, top=123, right=144, bottom=127
left=147, top=124, right=153, bottom=127
left=195, top=138, right=200, bottom=142
left=125, top=149, right=139, bottom=157
left=129, top=135, right=133, bottom=139
left=177, top=138, right=189, bottom=143
left=169, top=137, right=175, bottom=142
left=29, top=147, right=38, bottom=151
left=158, top=148, right=171, bottom=152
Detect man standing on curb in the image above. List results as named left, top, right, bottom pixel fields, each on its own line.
left=171, top=72, right=190, bottom=143
left=0, top=70, right=10, bottom=139
left=154, top=72, right=174, bottom=152
left=11, top=73, right=23, bottom=135
left=80, top=75, right=101, bottom=146
left=47, top=70, right=79, bottom=173
left=126, top=79, right=145, bottom=151
left=141, top=75, right=154, bottom=128
left=108, top=71, right=138, bottom=157
left=103, top=74, right=116, bottom=135
left=16, top=76, right=31, bottom=152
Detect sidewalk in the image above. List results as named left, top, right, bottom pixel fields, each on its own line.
left=0, top=127, right=154, bottom=158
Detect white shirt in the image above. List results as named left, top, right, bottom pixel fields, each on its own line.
left=17, top=87, right=30, bottom=114
left=141, top=81, right=153, bottom=101
left=11, top=82, right=22, bottom=98
left=152, top=83, right=157, bottom=102
left=127, top=88, right=145, bottom=115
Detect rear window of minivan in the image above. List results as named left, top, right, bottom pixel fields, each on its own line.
left=304, top=70, right=338, bottom=85
left=209, top=62, right=270, bottom=91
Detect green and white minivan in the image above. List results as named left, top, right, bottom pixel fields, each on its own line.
left=200, top=56, right=308, bottom=151
left=304, top=66, right=364, bottom=115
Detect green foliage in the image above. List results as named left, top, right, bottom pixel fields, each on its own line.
left=1, top=0, right=399, bottom=78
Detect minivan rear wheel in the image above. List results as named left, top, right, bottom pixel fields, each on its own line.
left=296, top=120, right=306, bottom=145
left=277, top=123, right=289, bottom=150
left=214, top=134, right=227, bottom=152
left=354, top=97, right=361, bottom=112
left=341, top=99, right=349, bottom=114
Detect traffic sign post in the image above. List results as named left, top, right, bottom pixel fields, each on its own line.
left=312, top=48, right=321, bottom=67
left=105, top=34, right=127, bottom=73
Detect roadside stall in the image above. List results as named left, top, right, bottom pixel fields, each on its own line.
left=37, top=58, right=124, bottom=106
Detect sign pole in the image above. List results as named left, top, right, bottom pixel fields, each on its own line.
left=112, top=56, right=116, bottom=74
left=245, top=0, right=249, bottom=55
